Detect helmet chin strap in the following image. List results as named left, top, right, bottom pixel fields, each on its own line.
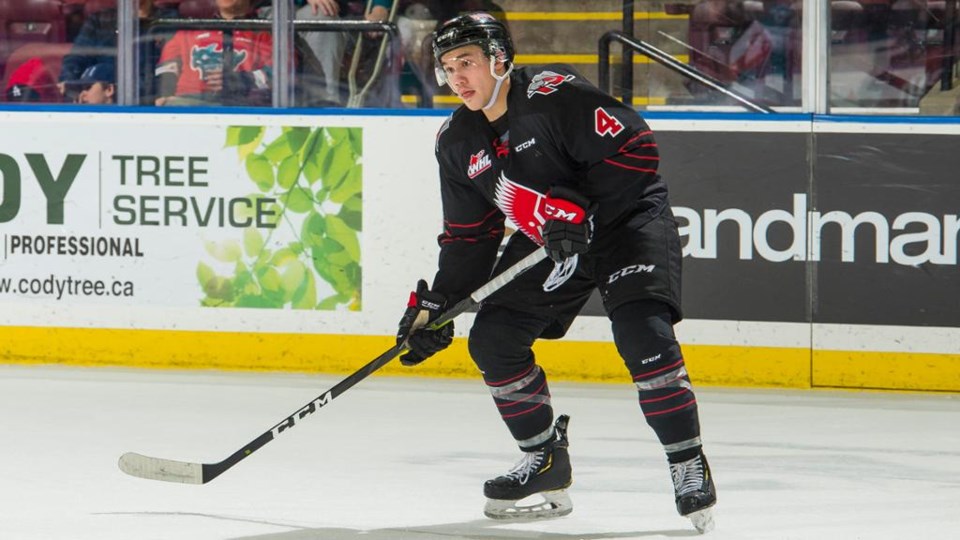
left=482, top=56, right=513, bottom=111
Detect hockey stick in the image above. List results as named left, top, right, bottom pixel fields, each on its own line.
left=118, top=247, right=549, bottom=485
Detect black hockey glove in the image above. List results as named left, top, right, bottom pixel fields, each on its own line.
left=396, top=279, right=454, bottom=366
left=541, top=186, right=596, bottom=263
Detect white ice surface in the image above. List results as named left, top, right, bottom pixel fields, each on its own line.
left=1, top=365, right=958, bottom=540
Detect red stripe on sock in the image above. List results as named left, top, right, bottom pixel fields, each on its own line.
left=501, top=401, right=547, bottom=419
left=487, top=364, right=536, bottom=387
left=642, top=398, right=697, bottom=417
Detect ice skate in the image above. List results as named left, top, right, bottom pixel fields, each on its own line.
left=483, top=415, right=573, bottom=521
left=670, top=452, right=717, bottom=533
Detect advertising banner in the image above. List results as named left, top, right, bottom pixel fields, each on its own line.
left=0, top=123, right=363, bottom=312
left=652, top=128, right=960, bottom=329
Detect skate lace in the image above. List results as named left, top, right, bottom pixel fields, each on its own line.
left=504, top=450, right=545, bottom=485
left=670, top=456, right=704, bottom=496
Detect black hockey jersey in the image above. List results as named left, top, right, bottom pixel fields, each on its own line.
left=432, top=64, right=668, bottom=303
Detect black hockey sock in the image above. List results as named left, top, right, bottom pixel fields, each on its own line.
left=612, top=300, right=703, bottom=460
left=484, top=364, right=554, bottom=451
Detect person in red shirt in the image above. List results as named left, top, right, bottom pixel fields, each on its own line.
left=154, top=0, right=271, bottom=106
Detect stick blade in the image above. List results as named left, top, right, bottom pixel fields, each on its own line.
left=118, top=452, right=204, bottom=484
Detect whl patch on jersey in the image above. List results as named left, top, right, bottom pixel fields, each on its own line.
left=594, top=107, right=625, bottom=137
left=526, top=71, right=575, bottom=98
left=467, top=149, right=492, bottom=179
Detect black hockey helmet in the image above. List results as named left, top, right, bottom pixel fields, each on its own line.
left=432, top=12, right=513, bottom=84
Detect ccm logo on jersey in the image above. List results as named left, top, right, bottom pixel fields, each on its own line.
left=608, top=263, right=656, bottom=284
left=467, top=149, right=492, bottom=179
left=527, top=71, right=575, bottom=98
left=514, top=137, right=536, bottom=152
left=595, top=107, right=625, bottom=137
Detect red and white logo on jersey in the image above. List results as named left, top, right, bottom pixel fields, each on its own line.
left=493, top=173, right=548, bottom=244
left=467, top=149, right=492, bottom=179
left=594, top=107, right=624, bottom=137
left=526, top=70, right=575, bottom=98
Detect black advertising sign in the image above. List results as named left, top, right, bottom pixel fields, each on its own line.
left=813, top=133, right=960, bottom=326
left=580, top=128, right=959, bottom=328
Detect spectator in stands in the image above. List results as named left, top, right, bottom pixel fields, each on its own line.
left=69, top=62, right=116, bottom=105
left=58, top=0, right=177, bottom=105
left=5, top=58, right=60, bottom=103
left=293, top=0, right=393, bottom=105
left=155, top=0, right=272, bottom=106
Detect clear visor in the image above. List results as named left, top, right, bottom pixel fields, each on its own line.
left=434, top=50, right=492, bottom=87
left=435, top=63, right=448, bottom=87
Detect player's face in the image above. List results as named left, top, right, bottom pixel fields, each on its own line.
left=440, top=45, right=496, bottom=111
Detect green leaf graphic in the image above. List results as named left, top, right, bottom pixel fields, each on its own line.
left=205, top=240, right=242, bottom=263
left=322, top=139, right=354, bottom=192
left=245, top=153, right=274, bottom=192
left=348, top=128, right=363, bottom=156
left=230, top=126, right=265, bottom=161
left=331, top=164, right=361, bottom=204
left=285, top=187, right=314, bottom=213
left=277, top=154, right=301, bottom=189
left=201, top=125, right=363, bottom=311
left=291, top=271, right=317, bottom=309
left=325, top=215, right=360, bottom=262
left=263, top=132, right=295, bottom=164
left=243, top=228, right=264, bottom=257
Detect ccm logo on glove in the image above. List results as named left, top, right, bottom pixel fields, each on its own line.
left=541, top=186, right=596, bottom=263
left=544, top=197, right=587, bottom=223
left=396, top=280, right=454, bottom=366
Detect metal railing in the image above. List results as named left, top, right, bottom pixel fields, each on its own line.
left=598, top=30, right=775, bottom=114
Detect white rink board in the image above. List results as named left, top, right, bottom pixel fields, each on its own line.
left=0, top=112, right=957, bottom=356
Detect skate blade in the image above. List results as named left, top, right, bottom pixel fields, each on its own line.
left=687, top=506, right=715, bottom=534
left=484, top=489, right=573, bottom=521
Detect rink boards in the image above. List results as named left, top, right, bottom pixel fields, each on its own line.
left=0, top=110, right=957, bottom=392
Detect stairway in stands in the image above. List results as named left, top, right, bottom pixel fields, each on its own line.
left=403, top=0, right=691, bottom=109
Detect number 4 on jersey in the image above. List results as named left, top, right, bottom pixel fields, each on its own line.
left=594, top=107, right=624, bottom=137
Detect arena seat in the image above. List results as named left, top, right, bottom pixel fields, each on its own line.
left=0, top=0, right=67, bottom=43
left=0, top=0, right=64, bottom=59
left=0, top=0, right=69, bottom=79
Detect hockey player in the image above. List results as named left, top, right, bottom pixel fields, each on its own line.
left=395, top=12, right=716, bottom=532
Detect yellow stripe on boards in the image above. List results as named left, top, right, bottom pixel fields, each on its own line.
left=0, top=326, right=397, bottom=374
left=2, top=326, right=955, bottom=392
left=682, top=345, right=811, bottom=388
left=813, top=350, right=960, bottom=392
